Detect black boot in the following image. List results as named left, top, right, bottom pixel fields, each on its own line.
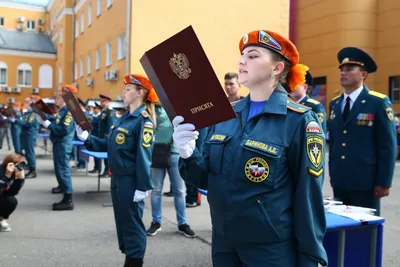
left=52, top=194, right=74, bottom=211
left=51, top=187, right=62, bottom=194
left=126, top=258, right=143, bottom=267
left=25, top=168, right=37, bottom=179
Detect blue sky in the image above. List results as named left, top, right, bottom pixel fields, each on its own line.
left=10, top=0, right=49, bottom=6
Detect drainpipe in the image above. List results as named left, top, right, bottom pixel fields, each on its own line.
left=289, top=0, right=298, bottom=45
left=125, top=0, right=131, bottom=75
left=71, top=7, right=75, bottom=87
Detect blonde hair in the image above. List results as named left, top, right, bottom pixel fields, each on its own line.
left=270, top=51, right=291, bottom=86
left=139, top=86, right=157, bottom=127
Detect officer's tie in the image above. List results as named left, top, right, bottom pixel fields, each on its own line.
left=342, top=96, right=351, bottom=121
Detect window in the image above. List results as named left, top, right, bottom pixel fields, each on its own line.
left=80, top=59, right=84, bottom=77
left=88, top=3, right=92, bottom=26
left=59, top=27, right=63, bottom=44
left=107, top=0, right=112, bottom=8
left=75, top=19, right=79, bottom=38
left=95, top=49, right=100, bottom=70
left=118, top=33, right=125, bottom=60
left=0, top=61, right=7, bottom=85
left=389, top=76, right=400, bottom=103
left=58, top=67, right=62, bottom=83
left=0, top=17, right=4, bottom=27
left=87, top=54, right=92, bottom=74
left=74, top=62, right=78, bottom=80
left=106, top=41, right=111, bottom=66
left=26, top=20, right=35, bottom=30
left=97, top=0, right=102, bottom=16
left=80, top=13, right=84, bottom=33
left=17, top=63, right=32, bottom=86
left=38, top=64, right=53, bottom=88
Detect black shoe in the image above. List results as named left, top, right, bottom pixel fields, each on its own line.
left=51, top=187, right=62, bottom=194
left=146, top=222, right=161, bottom=236
left=88, top=169, right=98, bottom=174
left=178, top=224, right=196, bottom=238
left=163, top=191, right=173, bottom=197
left=52, top=194, right=74, bottom=211
left=25, top=169, right=37, bottom=179
left=126, top=258, right=143, bottom=267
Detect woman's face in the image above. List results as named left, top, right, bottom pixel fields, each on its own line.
left=123, top=84, right=141, bottom=105
left=238, top=46, right=277, bottom=88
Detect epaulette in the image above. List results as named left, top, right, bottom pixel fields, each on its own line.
left=108, top=106, right=113, bottom=110
left=287, top=99, right=310, bottom=113
left=140, top=110, right=149, bottom=118
left=331, top=95, right=341, bottom=101
left=369, top=90, right=387, bottom=99
left=306, top=98, right=320, bottom=105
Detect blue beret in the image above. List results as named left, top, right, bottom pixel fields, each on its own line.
left=305, top=71, right=313, bottom=86
left=337, top=47, right=377, bottom=73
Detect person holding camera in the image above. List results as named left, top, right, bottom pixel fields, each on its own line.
left=0, top=154, right=25, bottom=232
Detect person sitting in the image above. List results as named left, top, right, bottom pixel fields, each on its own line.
left=0, top=154, right=25, bottom=232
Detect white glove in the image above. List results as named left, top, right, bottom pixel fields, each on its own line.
left=75, top=123, right=89, bottom=141
left=172, top=116, right=199, bottom=159
left=133, top=190, right=150, bottom=202
left=9, top=117, right=15, bottom=123
left=42, top=120, right=51, bottom=128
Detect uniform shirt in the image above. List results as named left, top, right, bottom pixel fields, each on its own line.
left=48, top=105, right=75, bottom=143
left=85, top=105, right=154, bottom=192
left=98, top=106, right=115, bottom=138
left=20, top=109, right=39, bottom=135
left=341, top=86, right=363, bottom=112
left=180, top=87, right=328, bottom=267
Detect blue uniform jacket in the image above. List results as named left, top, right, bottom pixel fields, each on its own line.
left=98, top=106, right=115, bottom=138
left=20, top=109, right=39, bottom=135
left=300, top=95, right=327, bottom=133
left=91, top=114, right=100, bottom=137
left=48, top=106, right=75, bottom=143
left=9, top=111, right=22, bottom=133
left=179, top=88, right=328, bottom=267
left=85, top=105, right=154, bottom=191
left=327, top=86, right=396, bottom=190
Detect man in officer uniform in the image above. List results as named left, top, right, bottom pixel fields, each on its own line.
left=327, top=47, right=397, bottom=216
left=291, top=70, right=326, bottom=133
left=89, top=102, right=102, bottom=173
left=98, top=94, right=115, bottom=177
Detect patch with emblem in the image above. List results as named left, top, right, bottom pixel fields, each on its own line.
left=142, top=127, right=153, bottom=148
left=329, top=110, right=335, bottom=120
left=306, top=121, right=322, bottom=133
left=244, top=157, right=270, bottom=183
left=307, top=136, right=323, bottom=168
left=116, top=133, right=125, bottom=145
left=56, top=118, right=60, bottom=124
left=144, top=121, right=153, bottom=129
left=317, top=113, right=324, bottom=123
left=386, top=107, right=394, bottom=121
left=101, top=113, right=107, bottom=119
left=64, top=115, right=73, bottom=126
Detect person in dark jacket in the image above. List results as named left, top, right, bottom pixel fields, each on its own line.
left=0, top=153, right=25, bottom=232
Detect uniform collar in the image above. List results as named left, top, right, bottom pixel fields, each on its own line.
left=298, top=95, right=308, bottom=104
left=343, top=85, right=363, bottom=103
left=234, top=84, right=288, bottom=115
left=128, top=104, right=146, bottom=117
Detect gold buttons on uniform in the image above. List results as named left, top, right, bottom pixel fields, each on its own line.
left=343, top=130, right=347, bottom=134
left=342, top=143, right=346, bottom=147
left=341, top=155, right=345, bottom=160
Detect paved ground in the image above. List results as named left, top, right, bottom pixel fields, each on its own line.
left=0, top=140, right=399, bottom=266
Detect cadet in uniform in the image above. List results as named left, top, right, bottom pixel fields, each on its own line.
left=20, top=96, right=39, bottom=178
left=173, top=30, right=328, bottom=267
left=291, top=70, right=327, bottom=133
left=76, top=74, right=157, bottom=267
left=38, top=85, right=76, bottom=210
left=88, top=102, right=102, bottom=173
left=327, top=47, right=396, bottom=216
left=9, top=102, right=22, bottom=154
left=98, top=94, right=115, bottom=177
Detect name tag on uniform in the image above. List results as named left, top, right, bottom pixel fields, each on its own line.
left=357, top=113, right=374, bottom=126
left=242, top=139, right=282, bottom=157
left=210, top=134, right=227, bottom=142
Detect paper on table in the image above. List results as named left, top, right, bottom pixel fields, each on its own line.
left=328, top=211, right=384, bottom=222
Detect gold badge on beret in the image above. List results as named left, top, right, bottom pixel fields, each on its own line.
left=242, top=34, right=248, bottom=45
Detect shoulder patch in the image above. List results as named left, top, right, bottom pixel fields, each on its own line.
left=108, top=106, right=113, bottom=110
left=369, top=90, right=387, bottom=99
left=306, top=98, right=320, bottom=105
left=140, top=110, right=149, bottom=118
left=287, top=99, right=310, bottom=113
left=331, top=95, right=341, bottom=101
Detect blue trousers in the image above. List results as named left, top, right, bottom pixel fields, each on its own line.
left=111, top=175, right=146, bottom=259
left=22, top=134, right=36, bottom=168
left=53, top=142, right=73, bottom=193
left=212, top=229, right=296, bottom=267
left=11, top=128, right=21, bottom=154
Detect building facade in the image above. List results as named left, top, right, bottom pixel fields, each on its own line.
left=294, top=0, right=400, bottom=111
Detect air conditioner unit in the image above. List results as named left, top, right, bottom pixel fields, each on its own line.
left=16, top=25, right=23, bottom=31
left=16, top=17, right=25, bottom=23
left=104, top=70, right=109, bottom=81
left=12, top=88, right=21, bottom=93
left=38, top=18, right=45, bottom=25
left=32, top=88, right=39, bottom=94
left=7, top=97, right=15, bottom=103
left=109, top=69, right=118, bottom=81
left=4, top=87, right=12, bottom=93
left=0, top=87, right=4, bottom=92
left=38, top=27, right=44, bottom=33
left=86, top=78, right=94, bottom=87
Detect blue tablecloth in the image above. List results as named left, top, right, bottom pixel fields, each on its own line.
left=37, top=133, right=49, bottom=138
left=81, top=149, right=108, bottom=159
left=72, top=140, right=84, bottom=146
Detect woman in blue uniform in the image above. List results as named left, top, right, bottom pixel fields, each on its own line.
left=173, top=30, right=328, bottom=267
left=75, top=74, right=157, bottom=267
